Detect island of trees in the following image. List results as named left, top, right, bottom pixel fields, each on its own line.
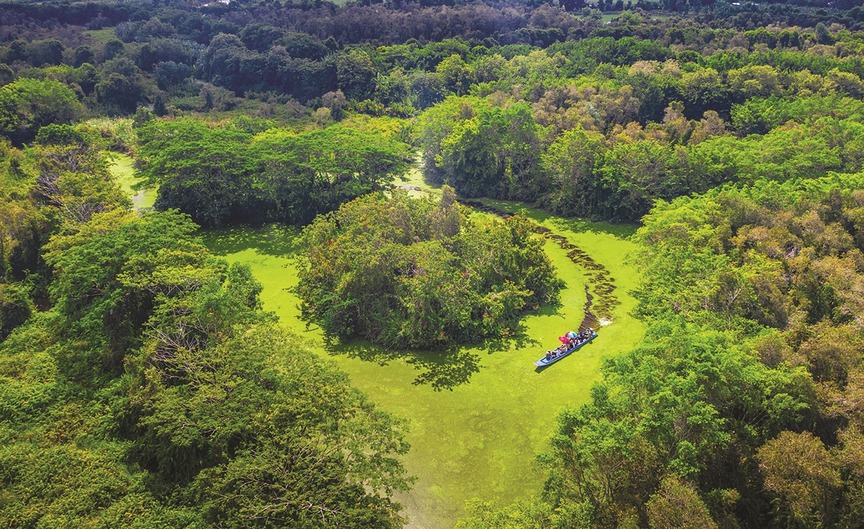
left=297, top=187, right=561, bottom=348
left=3, top=0, right=864, bottom=527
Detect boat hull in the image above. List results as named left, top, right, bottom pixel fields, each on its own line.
left=534, top=332, right=597, bottom=367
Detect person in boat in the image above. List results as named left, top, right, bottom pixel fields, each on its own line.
left=545, top=351, right=552, bottom=360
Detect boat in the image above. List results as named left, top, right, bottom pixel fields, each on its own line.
left=534, top=331, right=597, bottom=367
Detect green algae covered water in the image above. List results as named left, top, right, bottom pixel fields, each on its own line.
left=199, top=206, right=643, bottom=529
left=112, top=159, right=644, bottom=529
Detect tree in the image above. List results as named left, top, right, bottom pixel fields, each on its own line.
left=102, top=39, right=125, bottom=61
left=409, top=71, right=445, bottom=110
left=757, top=431, right=842, bottom=527
left=72, top=45, right=95, bottom=67
left=436, top=54, right=476, bottom=95
left=26, top=39, right=64, bottom=66
left=646, top=476, right=719, bottom=529
left=597, top=139, right=688, bottom=220
left=190, top=329, right=411, bottom=529
left=137, top=119, right=253, bottom=227
left=278, top=32, right=331, bottom=60
left=432, top=102, right=543, bottom=200
left=335, top=49, right=377, bottom=100
left=0, top=64, right=13, bottom=87
left=0, top=282, right=32, bottom=340
left=138, top=119, right=410, bottom=227
left=239, top=23, right=287, bottom=52
left=2, top=207, right=411, bottom=527
left=296, top=190, right=561, bottom=348
left=153, top=60, right=193, bottom=91
left=541, top=126, right=606, bottom=215
left=0, top=78, right=83, bottom=145
left=680, top=67, right=730, bottom=119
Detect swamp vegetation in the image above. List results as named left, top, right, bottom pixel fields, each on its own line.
left=4, top=0, right=864, bottom=528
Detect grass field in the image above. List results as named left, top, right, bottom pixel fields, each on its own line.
left=84, top=28, right=115, bottom=43
left=107, top=152, right=157, bottom=211
left=199, top=180, right=644, bottom=528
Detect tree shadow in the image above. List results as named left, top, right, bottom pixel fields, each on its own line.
left=474, top=198, right=638, bottom=240
left=325, top=338, right=481, bottom=391
left=545, top=215, right=638, bottom=240
left=200, top=224, right=301, bottom=257
left=408, top=349, right=481, bottom=391
left=325, top=328, right=540, bottom=391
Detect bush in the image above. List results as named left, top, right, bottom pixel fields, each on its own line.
left=0, top=282, right=32, bottom=340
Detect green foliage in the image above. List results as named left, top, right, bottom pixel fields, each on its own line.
left=456, top=499, right=552, bottom=529
left=0, top=208, right=411, bottom=528
left=186, top=328, right=410, bottom=528
left=0, top=282, right=32, bottom=340
left=632, top=173, right=864, bottom=327
left=137, top=118, right=411, bottom=227
left=42, top=210, right=208, bottom=381
left=79, top=117, right=138, bottom=154
left=550, top=125, right=615, bottom=209
left=0, top=78, right=83, bottom=146
left=296, top=188, right=562, bottom=349
left=420, top=98, right=545, bottom=201
left=0, top=141, right=43, bottom=281
left=9, top=5, right=864, bottom=528
left=25, top=134, right=130, bottom=227
left=416, top=76, right=864, bottom=221
left=541, top=319, right=812, bottom=528
left=513, top=174, right=864, bottom=529
left=646, top=475, right=718, bottom=529
left=757, top=431, right=842, bottom=527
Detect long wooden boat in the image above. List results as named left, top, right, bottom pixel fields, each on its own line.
left=534, top=332, right=597, bottom=367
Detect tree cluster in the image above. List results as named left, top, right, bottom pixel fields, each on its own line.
left=0, top=0, right=861, bottom=124
left=0, top=141, right=411, bottom=525
left=136, top=117, right=411, bottom=227
left=3, top=3, right=864, bottom=528
left=296, top=188, right=562, bottom=349
left=415, top=30, right=864, bottom=220
left=462, top=174, right=864, bottom=528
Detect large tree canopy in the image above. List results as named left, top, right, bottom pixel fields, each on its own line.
left=137, top=118, right=411, bottom=227
left=0, top=78, right=83, bottom=145
left=296, top=188, right=562, bottom=349
left=0, top=209, right=411, bottom=528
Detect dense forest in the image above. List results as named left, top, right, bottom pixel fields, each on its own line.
left=4, top=0, right=864, bottom=527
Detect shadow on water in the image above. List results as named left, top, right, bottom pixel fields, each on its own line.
left=200, top=224, right=301, bottom=257
left=476, top=198, right=639, bottom=240
left=476, top=320, right=542, bottom=354
left=325, top=325, right=540, bottom=391
left=325, top=339, right=481, bottom=391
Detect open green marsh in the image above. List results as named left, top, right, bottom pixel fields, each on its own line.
left=200, top=203, right=643, bottom=529
left=108, top=152, right=156, bottom=211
